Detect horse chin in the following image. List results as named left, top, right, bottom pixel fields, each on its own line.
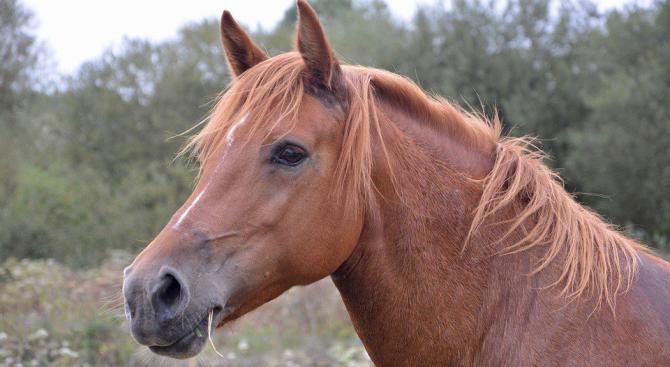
left=149, top=330, right=207, bottom=359
left=147, top=306, right=226, bottom=359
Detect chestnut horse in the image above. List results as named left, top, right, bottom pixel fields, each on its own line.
left=122, top=1, right=670, bottom=365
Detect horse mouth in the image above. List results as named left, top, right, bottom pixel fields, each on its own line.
left=148, top=307, right=224, bottom=359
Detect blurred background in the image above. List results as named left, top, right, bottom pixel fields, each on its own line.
left=0, top=0, right=668, bottom=365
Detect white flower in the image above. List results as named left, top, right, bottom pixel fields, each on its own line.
left=29, top=329, right=48, bottom=340
left=0, top=331, right=7, bottom=342
left=59, top=347, right=79, bottom=358
left=237, top=338, right=249, bottom=351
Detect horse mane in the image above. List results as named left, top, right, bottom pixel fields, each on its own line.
left=470, top=137, right=643, bottom=309
left=183, top=52, right=643, bottom=309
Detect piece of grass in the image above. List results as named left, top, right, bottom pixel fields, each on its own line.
left=207, top=310, right=225, bottom=358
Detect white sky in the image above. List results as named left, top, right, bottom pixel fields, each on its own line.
left=24, top=0, right=633, bottom=74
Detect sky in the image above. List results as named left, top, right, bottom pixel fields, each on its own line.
left=23, top=0, right=633, bottom=75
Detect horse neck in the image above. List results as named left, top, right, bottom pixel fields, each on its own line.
left=331, top=102, right=507, bottom=364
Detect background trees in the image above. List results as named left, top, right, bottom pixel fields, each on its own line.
left=1, top=0, right=668, bottom=266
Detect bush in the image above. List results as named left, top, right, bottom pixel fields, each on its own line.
left=0, top=161, right=193, bottom=267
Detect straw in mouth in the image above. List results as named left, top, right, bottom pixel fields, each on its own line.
left=207, top=309, right=225, bottom=358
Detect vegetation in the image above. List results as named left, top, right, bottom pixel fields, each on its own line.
left=0, top=254, right=370, bottom=366
left=1, top=0, right=668, bottom=266
left=0, top=0, right=668, bottom=365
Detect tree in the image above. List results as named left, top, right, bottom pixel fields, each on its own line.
left=0, top=0, right=43, bottom=212
left=0, top=0, right=41, bottom=115
left=1, top=0, right=668, bottom=265
left=566, top=2, right=670, bottom=242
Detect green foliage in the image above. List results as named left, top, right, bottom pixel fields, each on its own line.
left=0, top=0, right=668, bottom=266
left=0, top=161, right=193, bottom=267
left=0, top=0, right=42, bottom=115
left=565, top=3, right=670, bottom=244
left=0, top=0, right=45, bottom=227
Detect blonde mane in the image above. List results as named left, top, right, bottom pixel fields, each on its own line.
left=183, top=52, right=643, bottom=309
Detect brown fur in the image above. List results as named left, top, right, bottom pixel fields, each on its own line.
left=126, top=1, right=670, bottom=365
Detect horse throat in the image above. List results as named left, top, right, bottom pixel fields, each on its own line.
left=331, top=105, right=497, bottom=365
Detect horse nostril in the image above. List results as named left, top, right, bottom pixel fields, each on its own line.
left=161, top=274, right=181, bottom=306
left=151, top=271, right=189, bottom=323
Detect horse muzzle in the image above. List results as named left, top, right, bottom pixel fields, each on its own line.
left=122, top=264, right=227, bottom=358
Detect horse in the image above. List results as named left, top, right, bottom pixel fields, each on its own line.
left=122, top=1, right=670, bottom=365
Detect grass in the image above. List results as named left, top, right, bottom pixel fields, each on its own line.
left=0, top=252, right=371, bottom=366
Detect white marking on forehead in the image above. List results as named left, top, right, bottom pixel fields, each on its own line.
left=226, top=112, right=249, bottom=147
left=172, top=113, right=248, bottom=231
left=173, top=184, right=209, bottom=229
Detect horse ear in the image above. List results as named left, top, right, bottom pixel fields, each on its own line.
left=295, top=0, right=340, bottom=89
left=220, top=10, right=268, bottom=77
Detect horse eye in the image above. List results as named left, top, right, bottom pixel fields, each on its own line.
left=272, top=144, right=307, bottom=166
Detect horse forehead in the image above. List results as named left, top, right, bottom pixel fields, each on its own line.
left=211, top=94, right=339, bottom=166
left=290, top=94, right=343, bottom=137
left=226, top=112, right=250, bottom=146
left=244, top=95, right=339, bottom=141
